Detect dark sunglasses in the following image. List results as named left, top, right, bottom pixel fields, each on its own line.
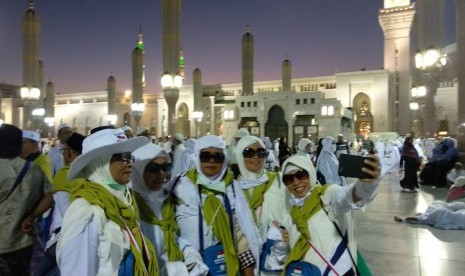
left=145, top=162, right=172, bottom=174
left=112, top=152, right=135, bottom=165
left=242, top=147, right=268, bottom=158
left=282, top=169, right=309, bottom=185
left=199, top=151, right=225, bottom=163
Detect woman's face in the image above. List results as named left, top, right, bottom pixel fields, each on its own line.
left=283, top=168, right=311, bottom=198
left=243, top=142, right=266, bottom=173
left=109, top=152, right=134, bottom=184
left=143, top=156, right=171, bottom=191
left=199, top=147, right=225, bottom=177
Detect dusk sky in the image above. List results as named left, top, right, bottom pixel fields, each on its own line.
left=0, top=0, right=456, bottom=94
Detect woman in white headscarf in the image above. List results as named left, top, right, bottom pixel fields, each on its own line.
left=131, top=143, right=208, bottom=275
left=281, top=154, right=381, bottom=275
left=234, top=136, right=290, bottom=274
left=173, top=135, right=261, bottom=276
left=56, top=129, right=157, bottom=275
left=316, top=136, right=347, bottom=186
left=296, top=138, right=313, bottom=161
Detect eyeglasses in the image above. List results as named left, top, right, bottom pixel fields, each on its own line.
left=145, top=162, right=172, bottom=174
left=242, top=147, right=268, bottom=158
left=282, top=169, right=309, bottom=185
left=199, top=151, right=225, bottom=163
left=112, top=152, right=135, bottom=165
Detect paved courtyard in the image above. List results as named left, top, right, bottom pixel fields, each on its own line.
left=354, top=172, right=465, bottom=276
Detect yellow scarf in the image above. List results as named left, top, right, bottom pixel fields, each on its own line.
left=134, top=191, right=183, bottom=262
left=283, top=184, right=330, bottom=273
left=34, top=153, right=53, bottom=182
left=69, top=179, right=158, bottom=276
left=243, top=171, right=277, bottom=223
left=52, top=165, right=70, bottom=193
left=186, top=168, right=239, bottom=276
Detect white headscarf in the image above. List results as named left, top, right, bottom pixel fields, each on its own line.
left=84, top=155, right=132, bottom=205
left=235, top=136, right=269, bottom=189
left=194, top=135, right=229, bottom=183
left=297, top=138, right=312, bottom=156
left=130, top=143, right=170, bottom=196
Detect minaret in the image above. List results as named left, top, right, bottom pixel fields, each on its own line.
left=44, top=81, right=54, bottom=118
left=379, top=0, right=415, bottom=135
left=38, top=60, right=44, bottom=100
left=107, top=75, right=116, bottom=116
left=161, top=0, right=182, bottom=135
left=456, top=0, right=465, bottom=149
left=282, top=57, right=292, bottom=92
left=22, top=1, right=41, bottom=89
left=242, top=26, right=254, bottom=95
left=44, top=81, right=55, bottom=136
left=132, top=28, right=144, bottom=105
left=193, top=66, right=202, bottom=110
left=179, top=49, right=185, bottom=79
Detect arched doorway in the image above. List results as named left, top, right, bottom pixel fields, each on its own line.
left=353, top=93, right=373, bottom=139
left=265, top=105, right=288, bottom=143
left=176, top=103, right=190, bottom=137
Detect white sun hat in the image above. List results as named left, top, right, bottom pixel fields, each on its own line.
left=68, top=128, right=149, bottom=180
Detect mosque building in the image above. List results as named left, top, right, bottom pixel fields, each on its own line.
left=0, top=0, right=461, bottom=147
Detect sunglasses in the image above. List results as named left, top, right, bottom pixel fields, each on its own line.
left=199, top=151, right=226, bottom=163
left=282, top=169, right=309, bottom=185
left=145, top=162, right=172, bottom=174
left=112, top=152, right=135, bottom=165
left=242, top=147, right=268, bottom=158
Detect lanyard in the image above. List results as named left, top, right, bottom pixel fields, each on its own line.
left=120, top=216, right=150, bottom=275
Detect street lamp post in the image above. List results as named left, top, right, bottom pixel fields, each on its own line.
left=192, top=111, right=203, bottom=138
left=131, top=102, right=145, bottom=131
left=410, top=85, right=426, bottom=137
left=32, top=107, right=45, bottom=134
left=20, top=86, right=41, bottom=130
left=414, top=46, right=447, bottom=138
left=161, top=72, right=183, bottom=136
left=44, top=117, right=55, bottom=138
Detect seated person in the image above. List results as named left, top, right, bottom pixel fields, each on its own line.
left=447, top=162, right=465, bottom=186
left=420, top=138, right=459, bottom=187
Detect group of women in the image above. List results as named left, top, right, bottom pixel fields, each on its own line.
left=56, top=128, right=381, bottom=276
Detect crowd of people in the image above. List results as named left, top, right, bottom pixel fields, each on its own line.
left=3, top=122, right=462, bottom=276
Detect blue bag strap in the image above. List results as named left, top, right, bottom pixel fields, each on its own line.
left=1, top=161, right=30, bottom=204
left=198, top=184, right=235, bottom=254
left=318, top=196, right=360, bottom=276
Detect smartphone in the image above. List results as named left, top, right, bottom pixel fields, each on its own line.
left=338, top=154, right=375, bottom=179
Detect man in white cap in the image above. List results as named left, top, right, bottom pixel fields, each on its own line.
left=136, top=126, right=151, bottom=139
left=170, top=133, right=186, bottom=176
left=0, top=125, right=53, bottom=276
left=47, top=123, right=73, bottom=176
left=121, top=125, right=133, bottom=138
left=20, top=130, right=54, bottom=271
left=21, top=130, right=53, bottom=182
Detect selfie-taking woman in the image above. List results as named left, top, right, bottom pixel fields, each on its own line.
left=173, top=135, right=261, bottom=276
left=56, top=129, right=157, bottom=275
left=131, top=143, right=208, bottom=275
left=234, top=136, right=290, bottom=273
left=281, top=154, right=380, bottom=275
